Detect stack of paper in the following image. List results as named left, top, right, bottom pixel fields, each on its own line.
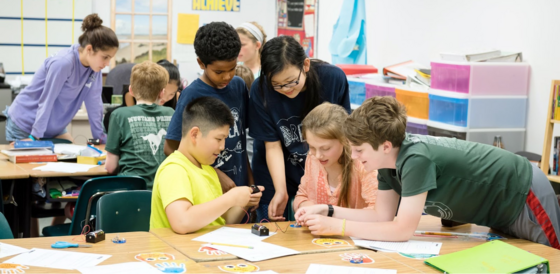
left=32, top=162, right=98, bottom=173
left=351, top=238, right=442, bottom=255
left=5, top=248, right=111, bottom=270
left=0, top=243, right=29, bottom=259
left=193, top=227, right=299, bottom=262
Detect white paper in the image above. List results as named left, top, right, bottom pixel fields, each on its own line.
left=78, top=262, right=161, bottom=274
left=32, top=162, right=98, bottom=173
left=204, top=241, right=299, bottom=262
left=253, top=271, right=279, bottom=274
left=304, top=14, right=315, bottom=37
left=0, top=242, right=29, bottom=259
left=54, top=144, right=88, bottom=155
left=306, top=264, right=397, bottom=274
left=192, top=227, right=276, bottom=244
left=351, top=238, right=441, bottom=255
left=5, top=248, right=111, bottom=270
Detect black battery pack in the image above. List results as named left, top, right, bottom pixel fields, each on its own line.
left=251, top=224, right=269, bottom=236
left=86, top=229, right=106, bottom=243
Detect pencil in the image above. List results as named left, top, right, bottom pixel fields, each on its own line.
left=210, top=243, right=254, bottom=249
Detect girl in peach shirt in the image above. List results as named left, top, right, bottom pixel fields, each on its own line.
left=294, top=103, right=378, bottom=211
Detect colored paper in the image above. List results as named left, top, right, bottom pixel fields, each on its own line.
left=177, top=14, right=200, bottom=44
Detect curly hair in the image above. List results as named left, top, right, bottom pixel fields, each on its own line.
left=194, top=22, right=241, bottom=65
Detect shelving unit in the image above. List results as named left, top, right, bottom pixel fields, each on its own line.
left=541, top=80, right=560, bottom=183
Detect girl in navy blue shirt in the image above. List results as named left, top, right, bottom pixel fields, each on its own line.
left=248, top=36, right=350, bottom=221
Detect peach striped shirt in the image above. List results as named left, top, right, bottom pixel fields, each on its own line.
left=294, top=155, right=378, bottom=211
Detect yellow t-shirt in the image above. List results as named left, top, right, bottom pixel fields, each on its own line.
left=150, top=151, right=226, bottom=229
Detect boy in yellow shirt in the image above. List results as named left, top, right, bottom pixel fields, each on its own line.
left=150, top=96, right=264, bottom=233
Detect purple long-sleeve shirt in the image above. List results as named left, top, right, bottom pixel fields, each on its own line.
left=8, top=44, right=106, bottom=142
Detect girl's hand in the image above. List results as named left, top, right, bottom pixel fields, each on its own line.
left=305, top=214, right=343, bottom=236
left=295, top=204, right=328, bottom=225
left=268, top=192, right=288, bottom=221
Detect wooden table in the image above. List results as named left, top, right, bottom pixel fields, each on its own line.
left=382, top=215, right=560, bottom=273
left=151, top=222, right=359, bottom=262
left=187, top=249, right=421, bottom=273
left=0, top=232, right=197, bottom=273
left=0, top=160, right=28, bottom=180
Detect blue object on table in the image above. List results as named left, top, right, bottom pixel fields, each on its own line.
left=87, top=144, right=103, bottom=155
left=51, top=241, right=92, bottom=248
left=14, top=140, right=54, bottom=152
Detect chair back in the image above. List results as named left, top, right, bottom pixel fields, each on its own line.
left=96, top=190, right=152, bottom=233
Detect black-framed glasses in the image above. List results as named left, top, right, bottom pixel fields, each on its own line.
left=272, top=71, right=302, bottom=90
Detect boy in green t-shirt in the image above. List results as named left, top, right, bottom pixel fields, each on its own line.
left=105, top=61, right=174, bottom=187
left=296, top=96, right=560, bottom=249
left=150, top=96, right=263, bottom=233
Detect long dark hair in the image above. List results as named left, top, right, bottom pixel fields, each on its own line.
left=79, top=14, right=119, bottom=51
left=259, top=36, right=326, bottom=117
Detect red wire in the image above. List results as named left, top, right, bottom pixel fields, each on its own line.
left=72, top=224, right=91, bottom=242
left=241, top=208, right=250, bottom=224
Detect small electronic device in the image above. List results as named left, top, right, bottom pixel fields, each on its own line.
left=85, top=229, right=105, bottom=243
left=250, top=185, right=260, bottom=194
left=88, top=139, right=101, bottom=145
left=251, top=224, right=269, bottom=236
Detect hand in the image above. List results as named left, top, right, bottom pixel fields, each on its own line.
left=246, top=186, right=264, bottom=208
left=199, top=245, right=228, bottom=256
left=227, top=187, right=252, bottom=207
left=155, top=262, right=186, bottom=273
left=295, top=204, right=328, bottom=225
left=304, top=214, right=343, bottom=236
left=268, top=192, right=289, bottom=221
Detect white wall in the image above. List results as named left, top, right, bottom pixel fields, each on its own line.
left=356, top=0, right=558, bottom=155
left=172, top=0, right=276, bottom=82
left=316, top=0, right=343, bottom=63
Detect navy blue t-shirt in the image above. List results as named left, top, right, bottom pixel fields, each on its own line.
left=167, top=76, right=250, bottom=187
left=248, top=63, right=350, bottom=204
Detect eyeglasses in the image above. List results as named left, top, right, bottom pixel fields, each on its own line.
left=272, top=71, right=302, bottom=91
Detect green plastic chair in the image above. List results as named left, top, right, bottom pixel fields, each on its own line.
left=42, top=176, right=146, bottom=236
left=96, top=190, right=152, bottom=233
left=0, top=212, right=14, bottom=239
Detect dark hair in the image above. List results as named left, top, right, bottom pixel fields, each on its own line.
left=259, top=36, right=326, bottom=117
left=182, top=96, right=234, bottom=137
left=194, top=22, right=241, bottom=66
left=79, top=14, right=119, bottom=52
left=157, top=59, right=181, bottom=86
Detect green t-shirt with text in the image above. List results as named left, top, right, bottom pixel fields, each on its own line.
left=105, top=104, right=174, bottom=187
left=378, top=134, right=532, bottom=229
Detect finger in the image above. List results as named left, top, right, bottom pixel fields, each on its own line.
left=258, top=186, right=265, bottom=191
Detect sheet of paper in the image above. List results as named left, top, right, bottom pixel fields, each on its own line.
left=0, top=242, right=29, bottom=259
left=192, top=227, right=276, bottom=244
left=306, top=264, right=397, bottom=274
left=203, top=241, right=299, bottom=262
left=351, top=238, right=441, bottom=255
left=32, top=162, right=98, bottom=173
left=78, top=262, right=161, bottom=274
left=253, top=271, right=279, bottom=274
left=54, top=144, right=88, bottom=155
left=177, top=13, right=199, bottom=44
left=304, top=14, right=315, bottom=37
left=5, top=248, right=111, bottom=270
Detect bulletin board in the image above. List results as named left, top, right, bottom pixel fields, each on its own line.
left=277, top=0, right=317, bottom=57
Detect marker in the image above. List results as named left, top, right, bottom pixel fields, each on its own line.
left=98, top=159, right=106, bottom=165
left=87, top=144, right=103, bottom=155
left=210, top=243, right=253, bottom=249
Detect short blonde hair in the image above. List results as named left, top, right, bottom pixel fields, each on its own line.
left=344, top=97, right=407, bottom=149
left=235, top=65, right=254, bottom=91
left=130, top=61, right=169, bottom=102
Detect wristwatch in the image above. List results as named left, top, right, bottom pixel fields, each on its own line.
left=327, top=204, right=334, bottom=217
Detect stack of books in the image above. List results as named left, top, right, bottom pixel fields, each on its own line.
left=440, top=49, right=522, bottom=62
left=1, top=141, right=57, bottom=163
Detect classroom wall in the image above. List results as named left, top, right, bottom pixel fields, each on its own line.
left=356, top=0, right=559, bottom=156
left=316, top=0, right=344, bottom=63
left=0, top=0, right=92, bottom=79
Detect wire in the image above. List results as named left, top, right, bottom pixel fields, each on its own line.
left=258, top=218, right=293, bottom=233
left=241, top=207, right=250, bottom=224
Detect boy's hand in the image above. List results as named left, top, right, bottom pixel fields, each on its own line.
left=295, top=204, right=328, bottom=225
left=305, top=214, right=343, bottom=236
left=247, top=186, right=264, bottom=208
left=227, top=187, right=252, bottom=207
left=268, top=192, right=288, bottom=221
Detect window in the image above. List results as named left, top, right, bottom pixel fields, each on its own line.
left=111, top=0, right=172, bottom=66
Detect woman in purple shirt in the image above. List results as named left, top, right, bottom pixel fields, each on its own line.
left=3, top=13, right=118, bottom=143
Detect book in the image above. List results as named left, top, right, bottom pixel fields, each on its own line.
left=440, top=49, right=501, bottom=62
left=383, top=61, right=427, bottom=80
left=8, top=154, right=58, bottom=163
left=13, top=140, right=54, bottom=151
left=424, top=240, right=549, bottom=273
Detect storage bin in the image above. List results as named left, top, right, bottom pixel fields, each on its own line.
left=348, top=78, right=366, bottom=106
left=431, top=61, right=530, bottom=96
left=427, top=121, right=525, bottom=153
left=429, top=89, right=527, bottom=129
left=366, top=83, right=396, bottom=99
left=406, top=117, right=428, bottom=135
left=395, top=87, right=429, bottom=119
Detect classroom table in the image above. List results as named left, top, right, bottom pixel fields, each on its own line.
left=0, top=232, right=197, bottom=273
left=381, top=215, right=560, bottom=273
left=187, top=249, right=421, bottom=273
left=0, top=160, right=28, bottom=180
left=150, top=222, right=360, bottom=262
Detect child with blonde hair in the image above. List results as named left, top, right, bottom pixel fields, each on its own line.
left=295, top=102, right=378, bottom=211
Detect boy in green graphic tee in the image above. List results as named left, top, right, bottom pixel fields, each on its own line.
left=105, top=61, right=174, bottom=187
left=296, top=96, right=560, bottom=249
